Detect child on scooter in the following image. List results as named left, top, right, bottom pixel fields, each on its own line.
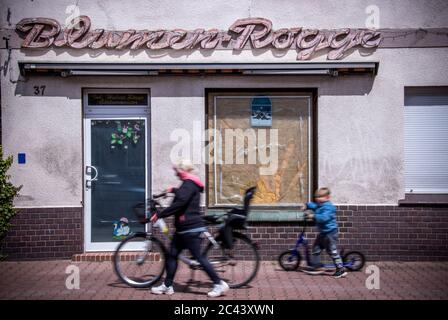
left=303, top=187, right=347, bottom=278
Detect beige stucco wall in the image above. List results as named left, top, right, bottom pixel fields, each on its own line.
left=1, top=0, right=448, bottom=207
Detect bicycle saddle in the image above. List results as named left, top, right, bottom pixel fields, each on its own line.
left=203, top=215, right=221, bottom=225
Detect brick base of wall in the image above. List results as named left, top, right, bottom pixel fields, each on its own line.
left=1, top=207, right=83, bottom=260
left=1, top=205, right=447, bottom=261
left=245, top=205, right=448, bottom=261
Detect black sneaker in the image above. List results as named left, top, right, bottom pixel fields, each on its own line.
left=333, top=268, right=348, bottom=278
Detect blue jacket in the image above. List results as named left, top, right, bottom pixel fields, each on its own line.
left=306, top=201, right=338, bottom=234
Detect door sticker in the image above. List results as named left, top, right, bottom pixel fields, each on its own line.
left=113, top=217, right=131, bottom=240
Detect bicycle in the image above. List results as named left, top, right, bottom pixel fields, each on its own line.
left=278, top=224, right=365, bottom=272
left=113, top=187, right=260, bottom=289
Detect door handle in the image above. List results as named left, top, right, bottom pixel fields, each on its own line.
left=86, top=165, right=98, bottom=181
left=85, top=165, right=98, bottom=190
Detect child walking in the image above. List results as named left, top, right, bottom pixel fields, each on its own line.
left=304, top=187, right=347, bottom=278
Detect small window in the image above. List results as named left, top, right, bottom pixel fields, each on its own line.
left=207, top=91, right=313, bottom=208
left=404, top=87, right=448, bottom=194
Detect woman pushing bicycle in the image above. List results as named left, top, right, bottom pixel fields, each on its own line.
left=149, top=159, right=229, bottom=297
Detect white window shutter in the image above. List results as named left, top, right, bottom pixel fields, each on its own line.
left=404, top=88, right=448, bottom=193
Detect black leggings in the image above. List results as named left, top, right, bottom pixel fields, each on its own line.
left=164, top=232, right=221, bottom=287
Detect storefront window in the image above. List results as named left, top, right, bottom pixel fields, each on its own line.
left=207, top=92, right=312, bottom=207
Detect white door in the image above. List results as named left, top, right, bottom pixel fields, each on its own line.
left=83, top=90, right=150, bottom=251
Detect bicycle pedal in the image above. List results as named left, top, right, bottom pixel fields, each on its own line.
left=190, top=261, right=201, bottom=267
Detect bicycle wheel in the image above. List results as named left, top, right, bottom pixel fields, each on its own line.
left=113, top=233, right=167, bottom=288
left=204, top=232, right=260, bottom=288
left=278, top=250, right=301, bottom=271
left=343, top=251, right=365, bottom=271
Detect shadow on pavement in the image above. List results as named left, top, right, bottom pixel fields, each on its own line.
left=107, top=281, right=139, bottom=289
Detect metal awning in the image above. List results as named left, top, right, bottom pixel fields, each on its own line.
left=18, top=61, right=379, bottom=77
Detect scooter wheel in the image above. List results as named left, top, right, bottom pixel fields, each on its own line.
left=278, top=250, right=301, bottom=271
left=343, top=251, right=365, bottom=271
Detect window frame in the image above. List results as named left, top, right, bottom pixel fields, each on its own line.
left=401, top=86, right=448, bottom=206
left=204, top=88, right=318, bottom=210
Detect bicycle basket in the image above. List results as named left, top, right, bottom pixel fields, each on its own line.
left=133, top=203, right=147, bottom=224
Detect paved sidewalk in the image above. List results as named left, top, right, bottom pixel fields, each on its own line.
left=0, top=260, right=447, bottom=300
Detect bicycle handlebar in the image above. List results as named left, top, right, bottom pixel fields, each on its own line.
left=152, top=192, right=167, bottom=199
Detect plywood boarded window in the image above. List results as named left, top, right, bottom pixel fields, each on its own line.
left=207, top=92, right=312, bottom=207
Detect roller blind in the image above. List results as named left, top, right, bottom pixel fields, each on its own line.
left=404, top=87, right=448, bottom=193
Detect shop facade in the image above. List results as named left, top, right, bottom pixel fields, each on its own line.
left=1, top=0, right=447, bottom=260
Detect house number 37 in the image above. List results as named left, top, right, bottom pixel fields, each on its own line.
left=33, top=85, right=46, bottom=96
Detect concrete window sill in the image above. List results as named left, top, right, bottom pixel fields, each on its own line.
left=206, top=209, right=315, bottom=223
left=399, top=194, right=448, bottom=206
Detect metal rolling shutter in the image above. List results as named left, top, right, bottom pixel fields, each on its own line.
left=404, top=87, right=448, bottom=193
